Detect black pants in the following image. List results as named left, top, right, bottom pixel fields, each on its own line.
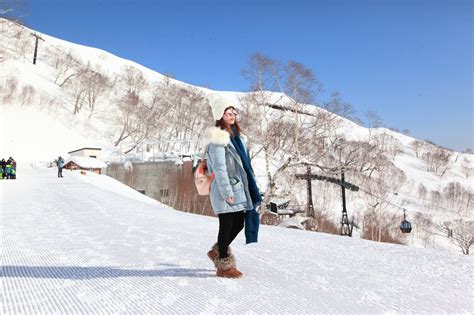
left=58, top=167, right=63, bottom=177
left=218, top=211, right=245, bottom=258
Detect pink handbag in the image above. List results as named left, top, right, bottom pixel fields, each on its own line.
left=194, top=160, right=214, bottom=196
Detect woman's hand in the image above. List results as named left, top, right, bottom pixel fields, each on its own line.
left=225, top=197, right=235, bottom=204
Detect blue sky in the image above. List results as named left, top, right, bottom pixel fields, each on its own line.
left=24, top=0, right=473, bottom=151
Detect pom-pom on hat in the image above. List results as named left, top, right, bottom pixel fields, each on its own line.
left=209, top=94, right=233, bottom=121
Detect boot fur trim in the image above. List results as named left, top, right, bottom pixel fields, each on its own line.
left=215, top=254, right=236, bottom=271
left=211, top=243, right=232, bottom=255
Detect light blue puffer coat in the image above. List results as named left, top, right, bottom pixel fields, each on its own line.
left=201, top=127, right=254, bottom=215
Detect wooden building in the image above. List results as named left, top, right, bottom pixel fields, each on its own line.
left=68, top=147, right=103, bottom=159
left=64, top=156, right=107, bottom=174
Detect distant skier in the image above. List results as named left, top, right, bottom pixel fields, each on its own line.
left=5, top=161, right=12, bottom=179
left=0, top=158, right=6, bottom=178
left=6, top=157, right=16, bottom=179
left=201, top=95, right=261, bottom=279
left=56, top=156, right=65, bottom=178
left=10, top=158, right=16, bottom=179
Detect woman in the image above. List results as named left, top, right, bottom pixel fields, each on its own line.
left=201, top=96, right=262, bottom=278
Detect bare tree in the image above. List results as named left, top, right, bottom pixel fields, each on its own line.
left=163, top=72, right=176, bottom=86
left=82, top=65, right=111, bottom=117
left=329, top=137, right=395, bottom=177
left=185, top=87, right=210, bottom=139
left=121, top=65, right=147, bottom=93
left=113, top=68, right=209, bottom=155
left=1, top=77, right=17, bottom=103
left=0, top=12, right=31, bottom=62
left=283, top=60, right=322, bottom=160
left=323, top=91, right=356, bottom=122
left=422, top=146, right=452, bottom=176
left=304, top=93, right=355, bottom=164
left=448, top=219, right=474, bottom=255
left=411, top=140, right=424, bottom=158
left=57, top=60, right=111, bottom=116
left=338, top=133, right=402, bottom=179
left=416, top=213, right=473, bottom=255
left=63, top=67, right=89, bottom=115
left=240, top=52, right=288, bottom=204
left=365, top=110, right=383, bottom=142
left=125, top=101, right=162, bottom=154
left=360, top=208, right=405, bottom=244
left=417, top=183, right=427, bottom=200
left=157, top=84, right=194, bottom=142
left=442, top=181, right=473, bottom=214
left=114, top=88, right=169, bottom=154
left=349, top=141, right=392, bottom=178
left=373, top=132, right=403, bottom=161
left=239, top=52, right=409, bottom=218
left=430, top=190, right=442, bottom=206
left=18, top=84, right=34, bottom=106
left=48, top=49, right=80, bottom=87
left=461, top=157, right=473, bottom=179
left=113, top=65, right=148, bottom=147
left=114, top=89, right=139, bottom=147
left=241, top=54, right=341, bottom=206
left=158, top=84, right=208, bottom=143
left=359, top=164, right=407, bottom=244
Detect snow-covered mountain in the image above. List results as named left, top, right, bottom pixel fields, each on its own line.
left=1, top=19, right=472, bottom=255
left=1, top=168, right=472, bottom=313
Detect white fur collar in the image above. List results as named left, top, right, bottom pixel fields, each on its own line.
left=200, top=127, right=249, bottom=153
left=200, top=127, right=230, bottom=150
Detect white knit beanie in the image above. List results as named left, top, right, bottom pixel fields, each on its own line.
left=209, top=94, right=232, bottom=121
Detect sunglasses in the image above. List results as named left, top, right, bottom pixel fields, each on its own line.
left=224, top=110, right=238, bottom=118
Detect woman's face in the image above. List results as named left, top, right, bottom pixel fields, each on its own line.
left=222, top=107, right=237, bottom=126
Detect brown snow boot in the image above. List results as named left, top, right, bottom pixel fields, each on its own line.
left=207, top=243, right=231, bottom=268
left=215, top=254, right=243, bottom=278
left=207, top=243, right=219, bottom=265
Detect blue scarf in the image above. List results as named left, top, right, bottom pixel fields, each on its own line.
left=230, top=126, right=261, bottom=244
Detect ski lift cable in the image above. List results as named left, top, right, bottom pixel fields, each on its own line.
left=351, top=186, right=415, bottom=233
left=355, top=186, right=468, bottom=236
left=355, top=185, right=468, bottom=215
left=348, top=185, right=408, bottom=214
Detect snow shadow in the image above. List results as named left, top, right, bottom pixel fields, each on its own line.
left=0, top=265, right=215, bottom=279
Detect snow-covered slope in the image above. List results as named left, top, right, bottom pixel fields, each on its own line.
left=1, top=19, right=472, bottom=255
left=1, top=168, right=472, bottom=313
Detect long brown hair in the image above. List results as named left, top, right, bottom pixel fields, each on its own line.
left=215, top=106, right=242, bottom=137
